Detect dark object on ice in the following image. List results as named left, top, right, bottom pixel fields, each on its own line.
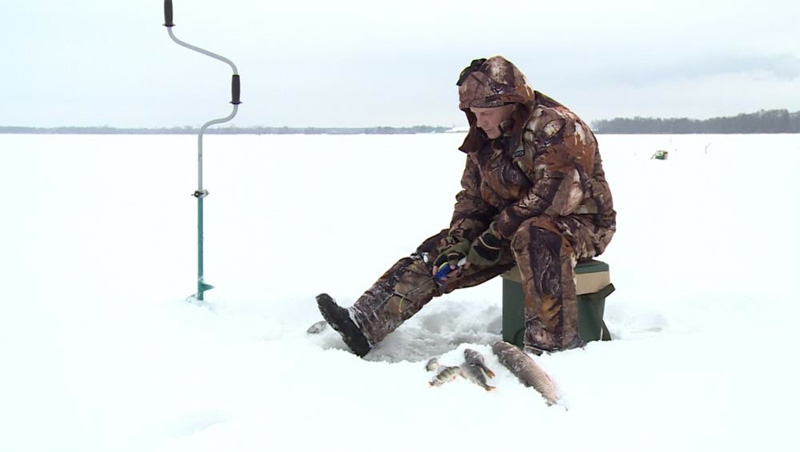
left=316, top=293, right=371, bottom=357
left=651, top=150, right=669, bottom=160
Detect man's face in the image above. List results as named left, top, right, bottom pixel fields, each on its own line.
left=470, top=104, right=516, bottom=139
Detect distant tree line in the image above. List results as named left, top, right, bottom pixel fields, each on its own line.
left=0, top=125, right=451, bottom=135
left=592, top=109, right=800, bottom=134
left=5, top=109, right=800, bottom=135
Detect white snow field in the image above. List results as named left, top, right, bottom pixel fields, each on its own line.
left=1, top=133, right=799, bottom=452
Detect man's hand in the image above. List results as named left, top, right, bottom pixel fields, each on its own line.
left=467, top=222, right=503, bottom=267
left=432, top=235, right=470, bottom=280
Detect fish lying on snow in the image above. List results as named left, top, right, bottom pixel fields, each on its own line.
left=460, top=348, right=495, bottom=391
left=425, top=349, right=497, bottom=391
left=464, top=348, right=495, bottom=378
left=492, top=341, right=559, bottom=405
left=459, top=362, right=495, bottom=391
left=428, top=366, right=462, bottom=387
left=306, top=320, right=328, bottom=334
left=425, top=357, right=440, bottom=372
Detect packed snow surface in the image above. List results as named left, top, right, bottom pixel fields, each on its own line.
left=1, top=133, right=799, bottom=452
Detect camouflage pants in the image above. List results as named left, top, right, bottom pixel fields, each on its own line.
left=351, top=215, right=612, bottom=352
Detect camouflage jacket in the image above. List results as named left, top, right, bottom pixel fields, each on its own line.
left=450, top=91, right=615, bottom=241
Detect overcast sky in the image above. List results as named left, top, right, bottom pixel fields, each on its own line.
left=2, top=0, right=799, bottom=128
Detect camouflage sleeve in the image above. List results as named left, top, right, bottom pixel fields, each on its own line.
left=449, top=156, right=498, bottom=241
left=494, top=118, right=591, bottom=239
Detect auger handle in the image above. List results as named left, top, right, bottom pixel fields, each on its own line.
left=232, top=74, right=241, bottom=105
left=164, top=0, right=174, bottom=27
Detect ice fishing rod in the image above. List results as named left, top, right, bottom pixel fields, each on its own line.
left=163, top=0, right=241, bottom=302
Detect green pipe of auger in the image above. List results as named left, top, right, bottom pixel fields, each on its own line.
left=198, top=196, right=205, bottom=300
left=196, top=196, right=214, bottom=301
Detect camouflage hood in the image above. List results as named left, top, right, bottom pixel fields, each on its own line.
left=457, top=56, right=534, bottom=110
left=456, top=56, right=535, bottom=153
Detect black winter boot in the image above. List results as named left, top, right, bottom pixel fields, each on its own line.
left=316, top=293, right=371, bottom=357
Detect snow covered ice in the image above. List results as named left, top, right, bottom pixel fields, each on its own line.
left=1, top=133, right=799, bottom=452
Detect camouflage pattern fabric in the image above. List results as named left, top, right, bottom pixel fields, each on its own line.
left=351, top=229, right=516, bottom=345
left=457, top=56, right=534, bottom=109
left=349, top=56, right=615, bottom=353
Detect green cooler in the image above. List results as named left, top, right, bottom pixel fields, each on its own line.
left=501, top=259, right=614, bottom=347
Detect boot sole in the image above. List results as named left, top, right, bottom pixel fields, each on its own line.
left=316, top=293, right=371, bottom=357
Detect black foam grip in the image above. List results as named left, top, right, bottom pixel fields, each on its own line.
left=164, top=0, right=174, bottom=27
left=231, top=74, right=241, bottom=105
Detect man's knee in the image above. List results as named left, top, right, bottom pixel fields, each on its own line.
left=510, top=219, right=565, bottom=261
